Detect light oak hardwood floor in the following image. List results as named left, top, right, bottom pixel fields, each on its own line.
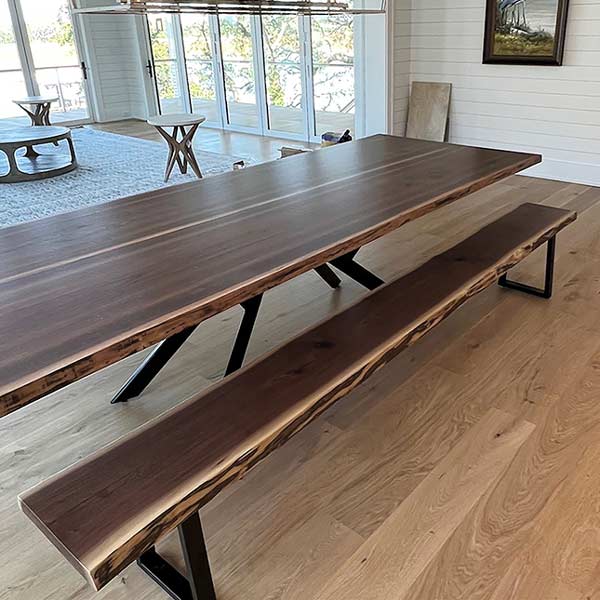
left=2, top=122, right=600, bottom=600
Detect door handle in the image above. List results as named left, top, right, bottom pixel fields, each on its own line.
left=146, top=60, right=154, bottom=78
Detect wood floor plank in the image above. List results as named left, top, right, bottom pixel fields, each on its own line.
left=315, top=409, right=534, bottom=600
left=216, top=511, right=363, bottom=600
left=489, top=553, right=582, bottom=600
left=400, top=346, right=600, bottom=600
left=528, top=428, right=600, bottom=595
left=326, top=366, right=484, bottom=537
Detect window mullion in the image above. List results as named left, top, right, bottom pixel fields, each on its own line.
left=251, top=15, right=268, bottom=135
left=300, top=15, right=316, bottom=142
left=7, top=0, right=38, bottom=95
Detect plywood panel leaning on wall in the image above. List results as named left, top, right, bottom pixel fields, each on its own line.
left=406, top=82, right=452, bottom=143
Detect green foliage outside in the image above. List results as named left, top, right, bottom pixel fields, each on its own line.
left=0, top=29, right=15, bottom=45
left=30, top=4, right=76, bottom=55
left=149, top=14, right=353, bottom=111
left=0, top=4, right=75, bottom=54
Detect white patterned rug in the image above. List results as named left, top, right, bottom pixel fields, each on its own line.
left=0, top=127, right=249, bottom=228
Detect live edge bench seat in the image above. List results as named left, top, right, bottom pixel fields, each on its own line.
left=19, top=203, right=576, bottom=598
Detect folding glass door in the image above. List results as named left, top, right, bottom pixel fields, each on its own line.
left=218, top=15, right=261, bottom=129
left=144, top=13, right=356, bottom=142
left=310, top=15, right=355, bottom=136
left=147, top=13, right=189, bottom=114
left=262, top=15, right=307, bottom=137
left=0, top=0, right=91, bottom=124
left=180, top=14, right=220, bottom=123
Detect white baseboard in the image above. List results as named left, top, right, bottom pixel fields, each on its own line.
left=522, top=158, right=600, bottom=187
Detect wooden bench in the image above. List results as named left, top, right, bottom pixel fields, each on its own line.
left=19, top=203, right=576, bottom=600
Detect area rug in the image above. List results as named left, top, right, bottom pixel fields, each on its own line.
left=0, top=127, right=249, bottom=228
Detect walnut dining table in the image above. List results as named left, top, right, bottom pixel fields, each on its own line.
left=0, top=134, right=540, bottom=418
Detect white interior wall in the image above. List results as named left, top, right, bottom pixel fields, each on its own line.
left=393, top=0, right=600, bottom=186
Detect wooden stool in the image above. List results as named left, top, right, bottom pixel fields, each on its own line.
left=147, top=114, right=206, bottom=182
left=13, top=96, right=58, bottom=126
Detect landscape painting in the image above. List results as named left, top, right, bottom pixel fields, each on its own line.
left=483, top=0, right=570, bottom=65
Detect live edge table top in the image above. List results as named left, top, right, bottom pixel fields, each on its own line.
left=0, top=134, right=540, bottom=417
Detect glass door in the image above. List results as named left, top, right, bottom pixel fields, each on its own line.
left=261, top=15, right=306, bottom=137
left=0, top=0, right=91, bottom=125
left=19, top=0, right=90, bottom=122
left=218, top=15, right=260, bottom=130
left=310, top=14, right=355, bottom=137
left=0, top=0, right=27, bottom=121
left=180, top=14, right=221, bottom=124
left=147, top=13, right=189, bottom=114
left=140, top=12, right=359, bottom=141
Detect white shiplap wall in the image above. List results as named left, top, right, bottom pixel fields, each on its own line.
left=393, top=0, right=600, bottom=185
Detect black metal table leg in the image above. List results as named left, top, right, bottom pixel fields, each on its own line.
left=331, top=250, right=384, bottom=291
left=138, top=512, right=216, bottom=600
left=499, top=235, right=556, bottom=299
left=225, top=294, right=263, bottom=376
left=314, top=265, right=342, bottom=289
left=111, top=293, right=263, bottom=403
left=111, top=325, right=197, bottom=403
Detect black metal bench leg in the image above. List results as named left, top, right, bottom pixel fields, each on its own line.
left=111, top=325, right=197, bottom=403
left=498, top=235, right=556, bottom=299
left=331, top=249, right=385, bottom=291
left=138, top=512, right=216, bottom=600
left=225, top=293, right=263, bottom=376
left=314, top=265, right=342, bottom=289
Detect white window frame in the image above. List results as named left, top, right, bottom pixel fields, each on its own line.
left=4, top=0, right=95, bottom=125
left=140, top=11, right=363, bottom=143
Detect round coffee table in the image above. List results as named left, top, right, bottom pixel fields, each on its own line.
left=0, top=126, right=77, bottom=183
left=13, top=96, right=59, bottom=126
left=147, top=113, right=206, bottom=182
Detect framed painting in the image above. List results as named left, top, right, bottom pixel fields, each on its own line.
left=483, top=0, right=570, bottom=65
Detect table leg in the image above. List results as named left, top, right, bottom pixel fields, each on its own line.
left=330, top=249, right=385, bottom=291
left=40, top=102, right=52, bottom=126
left=111, top=293, right=263, bottom=403
left=172, top=127, right=187, bottom=175
left=23, top=144, right=40, bottom=159
left=181, top=123, right=202, bottom=179
left=177, top=126, right=188, bottom=174
left=162, top=130, right=179, bottom=182
left=17, top=103, right=37, bottom=126
left=5, top=148, right=20, bottom=179
left=66, top=135, right=77, bottom=166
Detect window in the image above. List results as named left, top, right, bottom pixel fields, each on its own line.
left=144, top=13, right=358, bottom=142
left=0, top=0, right=27, bottom=119
left=0, top=0, right=90, bottom=124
